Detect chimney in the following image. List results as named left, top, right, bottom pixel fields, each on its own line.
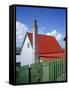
left=32, top=20, right=38, bottom=63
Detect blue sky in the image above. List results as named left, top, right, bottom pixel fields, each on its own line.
left=16, top=6, right=66, bottom=48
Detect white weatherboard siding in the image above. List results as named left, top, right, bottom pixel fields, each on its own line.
left=16, top=55, right=20, bottom=62
left=20, top=35, right=34, bottom=67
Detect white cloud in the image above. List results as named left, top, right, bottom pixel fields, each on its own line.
left=46, top=30, right=63, bottom=40
left=16, top=21, right=28, bottom=47
left=46, top=30, right=65, bottom=48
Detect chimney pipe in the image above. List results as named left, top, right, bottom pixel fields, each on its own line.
left=33, top=20, right=38, bottom=63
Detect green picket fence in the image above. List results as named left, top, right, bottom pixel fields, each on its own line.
left=30, top=63, right=43, bottom=83
left=40, top=61, right=49, bottom=82
left=16, top=65, right=29, bottom=84
left=41, top=58, right=66, bottom=82
left=16, top=58, right=66, bottom=84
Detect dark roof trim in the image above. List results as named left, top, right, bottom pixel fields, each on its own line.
left=16, top=32, right=33, bottom=55
left=21, top=32, right=33, bottom=51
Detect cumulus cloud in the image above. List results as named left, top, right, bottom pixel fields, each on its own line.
left=46, top=30, right=65, bottom=48
left=16, top=21, right=28, bottom=47
left=46, top=30, right=63, bottom=40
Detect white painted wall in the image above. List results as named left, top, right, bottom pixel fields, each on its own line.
left=20, top=35, right=34, bottom=67
left=16, top=55, right=20, bottom=62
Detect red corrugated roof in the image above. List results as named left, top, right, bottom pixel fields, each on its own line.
left=28, top=32, right=64, bottom=53
left=28, top=32, right=65, bottom=59
left=39, top=52, right=65, bottom=58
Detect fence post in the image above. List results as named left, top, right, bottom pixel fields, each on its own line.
left=29, top=67, right=31, bottom=83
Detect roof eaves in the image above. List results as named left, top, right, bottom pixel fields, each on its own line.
left=20, top=32, right=28, bottom=53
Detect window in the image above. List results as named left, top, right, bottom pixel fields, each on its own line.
left=27, top=43, right=29, bottom=48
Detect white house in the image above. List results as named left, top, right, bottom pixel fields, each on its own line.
left=16, top=20, right=38, bottom=66
left=16, top=20, right=65, bottom=67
